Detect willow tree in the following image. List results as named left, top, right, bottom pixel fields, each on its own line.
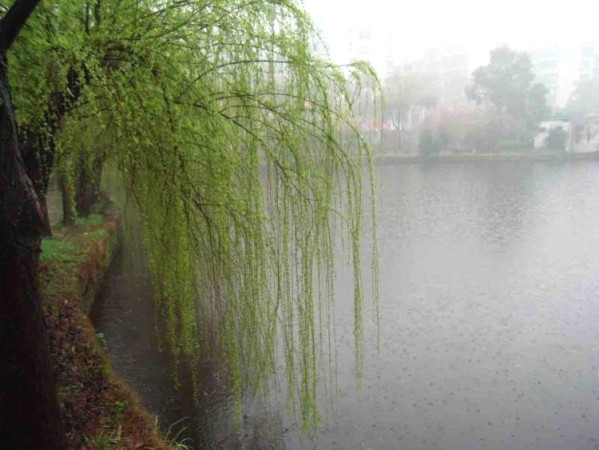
left=0, top=1, right=68, bottom=448
left=6, top=0, right=379, bottom=438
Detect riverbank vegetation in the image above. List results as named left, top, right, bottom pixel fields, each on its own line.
left=40, top=205, right=170, bottom=448
left=382, top=46, right=549, bottom=155
left=0, top=0, right=378, bottom=446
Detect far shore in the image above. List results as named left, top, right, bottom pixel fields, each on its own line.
left=375, top=150, right=599, bottom=164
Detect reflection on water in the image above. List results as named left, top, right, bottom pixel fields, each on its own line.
left=89, top=226, right=181, bottom=426
left=95, top=161, right=599, bottom=449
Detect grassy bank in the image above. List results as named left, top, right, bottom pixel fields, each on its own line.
left=40, top=205, right=171, bottom=449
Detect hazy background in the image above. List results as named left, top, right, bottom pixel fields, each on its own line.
left=303, top=0, right=599, bottom=76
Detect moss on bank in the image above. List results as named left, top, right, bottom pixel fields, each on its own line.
left=40, top=205, right=170, bottom=449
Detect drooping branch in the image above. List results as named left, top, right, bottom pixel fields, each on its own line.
left=4, top=0, right=379, bottom=431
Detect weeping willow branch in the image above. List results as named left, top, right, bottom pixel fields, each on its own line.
left=9, top=0, right=380, bottom=428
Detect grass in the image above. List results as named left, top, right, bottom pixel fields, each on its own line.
left=161, top=417, right=194, bottom=450
left=40, top=207, right=171, bottom=449
left=82, top=432, right=123, bottom=450
left=95, top=331, right=108, bottom=349
left=40, top=238, right=78, bottom=262
left=41, top=213, right=106, bottom=263
left=76, top=213, right=104, bottom=226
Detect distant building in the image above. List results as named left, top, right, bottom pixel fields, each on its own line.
left=573, top=113, right=599, bottom=152
left=310, top=21, right=331, bottom=62
left=340, top=24, right=396, bottom=79
left=308, top=13, right=397, bottom=79
left=534, top=113, right=599, bottom=153
left=531, top=42, right=598, bottom=109
left=394, top=43, right=487, bottom=106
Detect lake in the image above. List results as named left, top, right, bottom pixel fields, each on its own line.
left=94, top=161, right=599, bottom=449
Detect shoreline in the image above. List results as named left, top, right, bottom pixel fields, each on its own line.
left=375, top=151, right=599, bottom=164
left=40, top=204, right=171, bottom=449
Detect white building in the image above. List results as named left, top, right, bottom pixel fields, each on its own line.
left=534, top=114, right=599, bottom=153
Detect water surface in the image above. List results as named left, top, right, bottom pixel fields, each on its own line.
left=283, top=161, right=599, bottom=450
left=96, top=161, right=599, bottom=449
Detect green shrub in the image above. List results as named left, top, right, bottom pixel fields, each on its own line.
left=419, top=129, right=441, bottom=156
left=544, top=126, right=568, bottom=151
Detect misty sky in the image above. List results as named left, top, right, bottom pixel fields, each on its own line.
left=303, top=0, right=599, bottom=60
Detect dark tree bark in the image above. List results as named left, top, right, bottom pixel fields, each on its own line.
left=75, top=151, right=104, bottom=216
left=59, top=171, right=75, bottom=225
left=0, top=1, right=67, bottom=448
left=0, top=0, right=40, bottom=48
left=21, top=126, right=56, bottom=234
left=21, top=64, right=91, bottom=224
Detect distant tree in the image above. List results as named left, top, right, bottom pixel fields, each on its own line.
left=421, top=103, right=499, bottom=153
left=419, top=128, right=440, bottom=156
left=466, top=46, right=548, bottom=148
left=384, top=72, right=438, bottom=149
left=463, top=118, right=491, bottom=152
left=544, top=126, right=568, bottom=151
left=466, top=46, right=533, bottom=113
left=528, top=82, right=550, bottom=126
left=438, top=125, right=450, bottom=149
left=564, top=79, right=599, bottom=117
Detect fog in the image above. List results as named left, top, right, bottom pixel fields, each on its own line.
left=303, top=0, right=599, bottom=73
left=82, top=1, right=599, bottom=449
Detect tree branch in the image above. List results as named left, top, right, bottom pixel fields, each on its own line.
left=0, top=0, right=41, bottom=50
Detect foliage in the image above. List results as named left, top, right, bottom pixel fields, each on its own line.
left=564, top=79, right=599, bottom=117
left=528, top=83, right=550, bottom=126
left=384, top=71, right=438, bottom=129
left=82, top=432, right=122, bottom=450
left=466, top=46, right=548, bottom=146
left=8, top=0, right=378, bottom=427
left=544, top=126, right=568, bottom=151
left=161, top=417, right=193, bottom=450
left=418, top=128, right=440, bottom=156
left=419, top=104, right=492, bottom=153
left=466, top=47, right=533, bottom=111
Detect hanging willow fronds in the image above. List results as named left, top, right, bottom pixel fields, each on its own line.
left=9, top=0, right=379, bottom=427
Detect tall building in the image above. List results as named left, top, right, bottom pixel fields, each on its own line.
left=342, top=24, right=396, bottom=79
left=394, top=43, right=487, bottom=105
left=531, top=42, right=598, bottom=108
left=307, top=11, right=397, bottom=80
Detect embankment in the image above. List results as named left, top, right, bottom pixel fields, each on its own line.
left=40, top=204, right=170, bottom=449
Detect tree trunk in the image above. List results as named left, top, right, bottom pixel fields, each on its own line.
left=21, top=62, right=90, bottom=223
left=59, top=171, right=75, bottom=225
left=75, top=152, right=104, bottom=216
left=0, top=36, right=67, bottom=450
left=21, top=128, right=56, bottom=235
